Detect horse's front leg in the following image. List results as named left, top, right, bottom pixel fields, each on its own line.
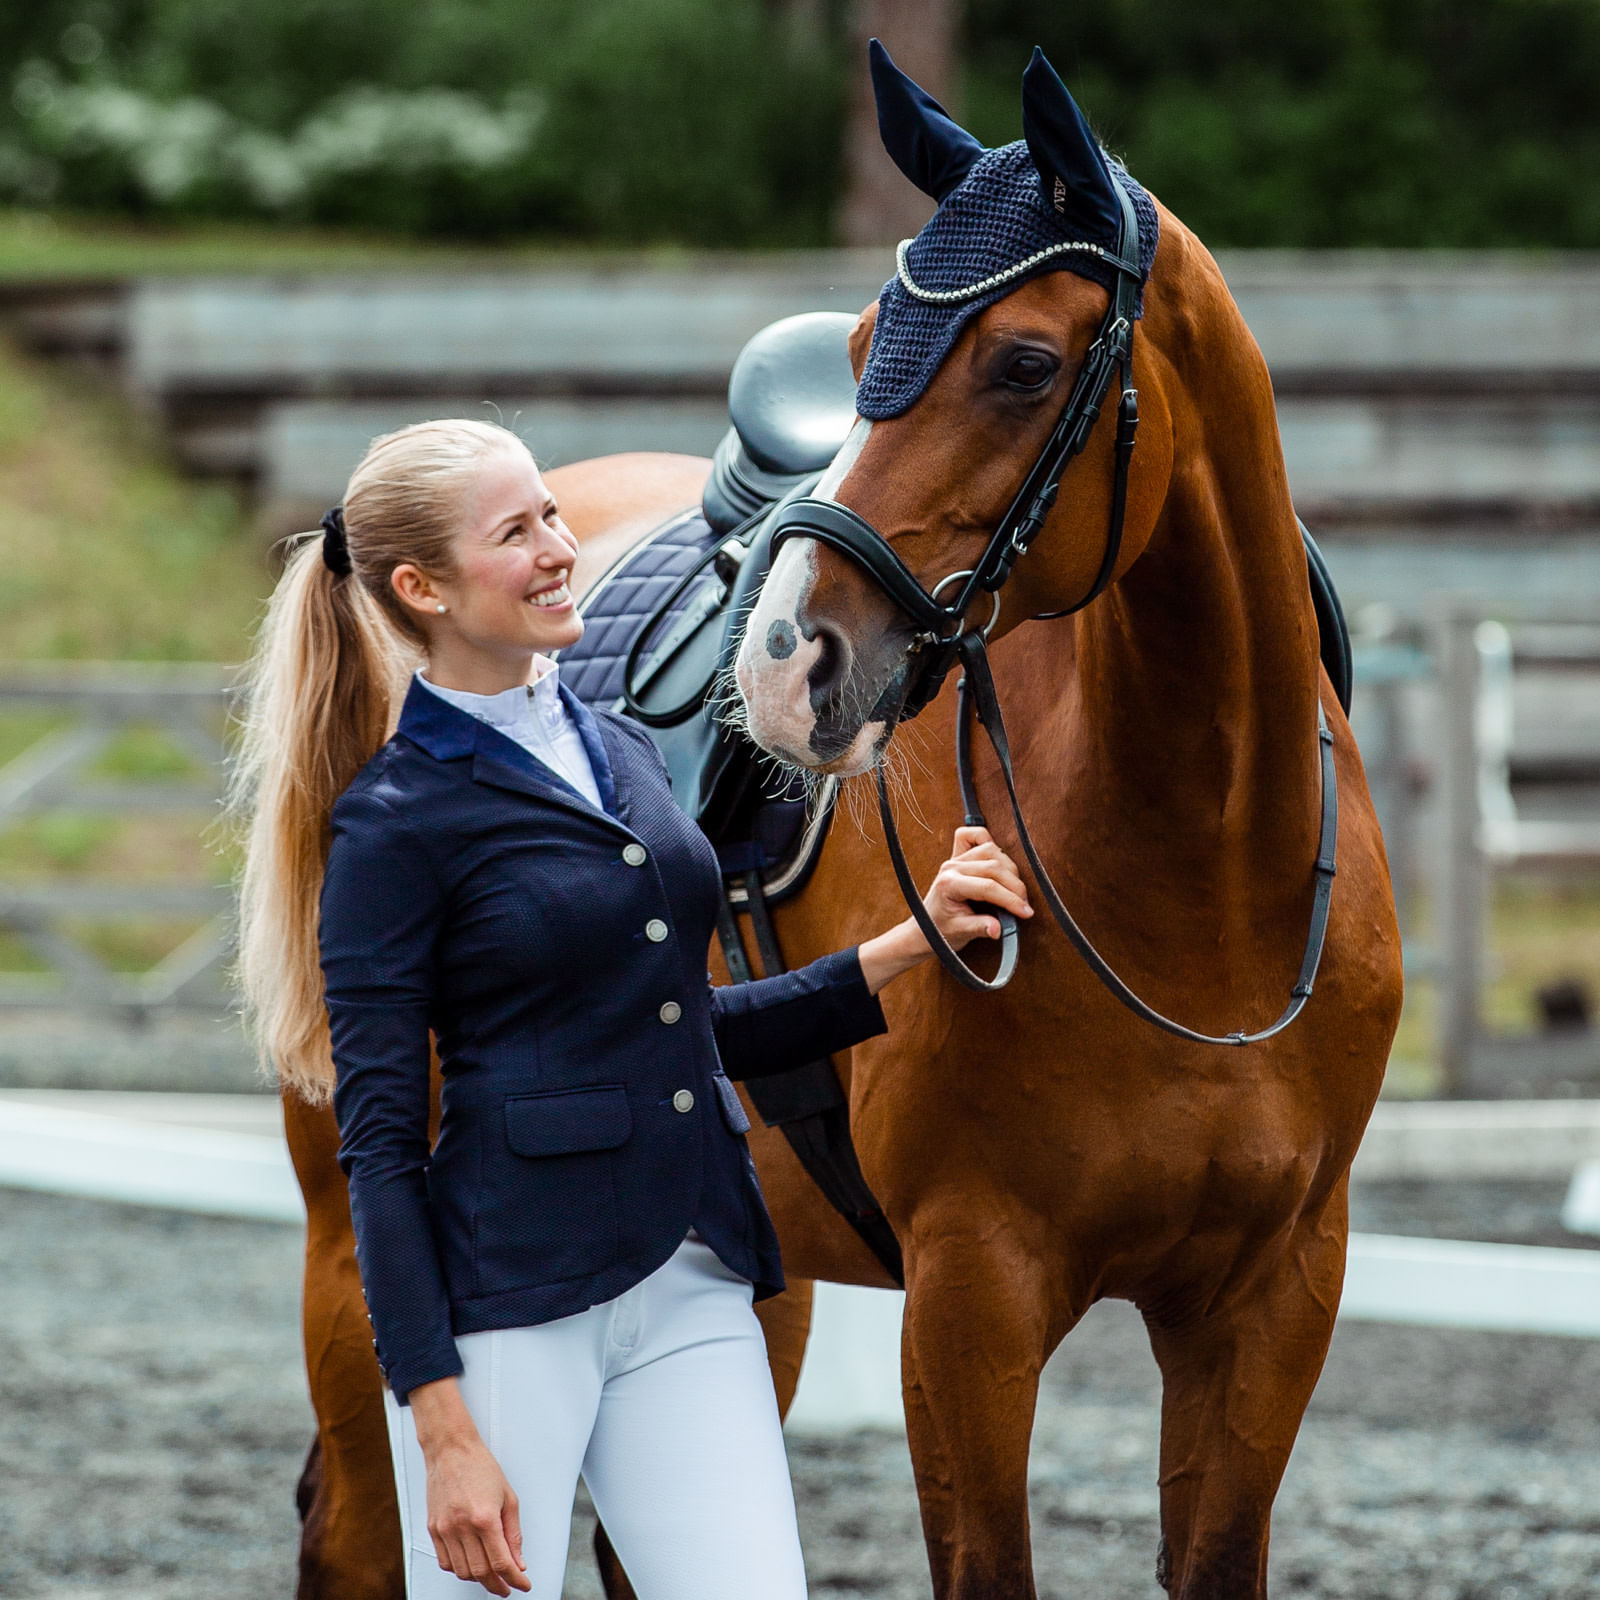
left=900, top=1199, right=1058, bottom=1600
left=1142, top=1183, right=1348, bottom=1600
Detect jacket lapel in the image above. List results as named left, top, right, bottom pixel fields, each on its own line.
left=468, top=734, right=624, bottom=831
left=562, top=685, right=633, bottom=825
left=397, top=673, right=634, bottom=836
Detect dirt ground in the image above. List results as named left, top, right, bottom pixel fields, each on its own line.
left=3, top=1181, right=1599, bottom=1600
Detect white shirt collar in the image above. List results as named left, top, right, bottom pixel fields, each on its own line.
left=417, top=656, right=563, bottom=729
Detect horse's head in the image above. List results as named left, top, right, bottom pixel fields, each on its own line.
left=735, top=44, right=1176, bottom=776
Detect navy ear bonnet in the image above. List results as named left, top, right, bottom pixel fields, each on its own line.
left=855, top=44, right=1159, bottom=422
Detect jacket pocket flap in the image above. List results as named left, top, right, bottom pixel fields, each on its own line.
left=504, top=1085, right=632, bottom=1157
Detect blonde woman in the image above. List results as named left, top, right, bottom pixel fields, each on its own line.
left=234, top=420, right=1032, bottom=1599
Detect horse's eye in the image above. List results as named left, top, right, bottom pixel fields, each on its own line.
left=1002, top=351, right=1056, bottom=391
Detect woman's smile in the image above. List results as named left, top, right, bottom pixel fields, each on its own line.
left=527, top=577, right=573, bottom=611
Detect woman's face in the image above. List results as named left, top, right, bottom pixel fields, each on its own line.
left=405, top=446, right=584, bottom=661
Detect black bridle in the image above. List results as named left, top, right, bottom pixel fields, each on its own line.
left=764, top=182, right=1338, bottom=1045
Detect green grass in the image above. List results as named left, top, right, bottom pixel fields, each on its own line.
left=0, top=334, right=266, bottom=659
left=0, top=916, right=213, bottom=975
left=0, top=930, right=50, bottom=974
left=0, top=812, right=117, bottom=872
left=67, top=916, right=213, bottom=974
left=91, top=723, right=204, bottom=780
left=1485, top=879, right=1600, bottom=1033
left=0, top=810, right=222, bottom=881
left=0, top=207, right=705, bottom=282
left=1383, top=877, right=1600, bottom=1096
left=0, top=712, right=67, bottom=766
left=0, top=321, right=246, bottom=911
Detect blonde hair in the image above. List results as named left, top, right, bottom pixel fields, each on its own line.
left=230, top=418, right=531, bottom=1102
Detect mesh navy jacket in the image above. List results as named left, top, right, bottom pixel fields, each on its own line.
left=319, top=677, right=888, bottom=1403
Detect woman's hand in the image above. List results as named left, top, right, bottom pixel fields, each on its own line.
left=410, top=1377, right=530, bottom=1595
left=858, top=826, right=1033, bottom=994
left=920, top=825, right=1033, bottom=950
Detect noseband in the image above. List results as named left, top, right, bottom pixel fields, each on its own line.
left=763, top=182, right=1339, bottom=1046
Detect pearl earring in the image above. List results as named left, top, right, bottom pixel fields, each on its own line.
left=435, top=603, right=447, bottom=614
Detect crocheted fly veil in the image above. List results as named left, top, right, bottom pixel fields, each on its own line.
left=856, top=41, right=1159, bottom=421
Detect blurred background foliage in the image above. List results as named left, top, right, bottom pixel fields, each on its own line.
left=3, top=0, right=1600, bottom=246
left=9, top=0, right=1600, bottom=246
left=965, top=0, right=1600, bottom=248
left=0, top=0, right=844, bottom=244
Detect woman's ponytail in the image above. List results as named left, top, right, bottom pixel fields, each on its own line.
left=231, top=417, right=530, bottom=1100
left=230, top=537, right=414, bottom=1102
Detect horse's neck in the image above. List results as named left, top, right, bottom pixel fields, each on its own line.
left=1066, top=458, right=1323, bottom=897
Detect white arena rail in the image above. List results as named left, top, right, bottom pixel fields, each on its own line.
left=0, top=1092, right=300, bottom=1222
left=5, top=1090, right=1600, bottom=1433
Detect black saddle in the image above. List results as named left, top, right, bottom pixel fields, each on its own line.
left=556, top=309, right=1353, bottom=1283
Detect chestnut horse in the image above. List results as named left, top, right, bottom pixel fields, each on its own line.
left=283, top=104, right=1400, bottom=1600
left=725, top=174, right=1401, bottom=1600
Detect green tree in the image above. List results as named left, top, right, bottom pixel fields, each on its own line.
left=964, top=0, right=1600, bottom=247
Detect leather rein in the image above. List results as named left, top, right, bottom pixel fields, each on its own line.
left=765, top=183, right=1339, bottom=1046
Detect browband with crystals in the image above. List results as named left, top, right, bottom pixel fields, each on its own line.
left=894, top=235, right=1140, bottom=306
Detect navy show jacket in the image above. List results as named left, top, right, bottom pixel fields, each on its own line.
left=319, top=676, right=888, bottom=1403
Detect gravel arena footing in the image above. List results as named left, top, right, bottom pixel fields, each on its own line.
left=3, top=1184, right=1599, bottom=1599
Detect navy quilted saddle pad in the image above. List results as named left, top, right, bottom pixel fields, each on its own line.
left=558, top=509, right=724, bottom=713
left=558, top=506, right=823, bottom=891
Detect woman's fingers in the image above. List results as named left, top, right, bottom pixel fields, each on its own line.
left=504, top=1490, right=526, bottom=1573
left=953, top=854, right=1031, bottom=899
left=474, top=1513, right=530, bottom=1595
left=448, top=1528, right=518, bottom=1597
left=948, top=832, right=1029, bottom=888
left=437, top=1531, right=474, bottom=1584
left=497, top=1494, right=532, bottom=1594
left=938, top=868, right=1032, bottom=919
left=915, top=830, right=1035, bottom=950
left=433, top=1514, right=529, bottom=1596
left=952, top=839, right=1004, bottom=865
left=943, top=910, right=1006, bottom=947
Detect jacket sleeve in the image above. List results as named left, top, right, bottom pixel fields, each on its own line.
left=320, top=787, right=461, bottom=1405
left=708, top=945, right=888, bottom=1080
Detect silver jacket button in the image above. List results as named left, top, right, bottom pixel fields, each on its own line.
left=623, top=843, right=647, bottom=866
left=672, top=1088, right=695, bottom=1113
left=645, top=918, right=669, bottom=943
left=658, top=1000, right=682, bottom=1024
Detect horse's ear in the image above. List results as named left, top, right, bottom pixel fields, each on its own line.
left=1021, top=47, right=1120, bottom=240
left=869, top=37, right=986, bottom=202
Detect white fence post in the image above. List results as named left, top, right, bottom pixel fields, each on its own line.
left=1431, top=600, right=1486, bottom=1094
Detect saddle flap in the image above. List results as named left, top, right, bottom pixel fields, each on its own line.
left=1299, top=519, right=1352, bottom=715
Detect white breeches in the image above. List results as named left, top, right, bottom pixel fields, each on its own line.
left=383, top=1235, right=809, bottom=1600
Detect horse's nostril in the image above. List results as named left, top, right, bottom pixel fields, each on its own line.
left=807, top=625, right=848, bottom=710
left=766, top=619, right=797, bottom=661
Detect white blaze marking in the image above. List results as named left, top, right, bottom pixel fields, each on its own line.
left=737, top=422, right=876, bottom=765
left=814, top=418, right=872, bottom=503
